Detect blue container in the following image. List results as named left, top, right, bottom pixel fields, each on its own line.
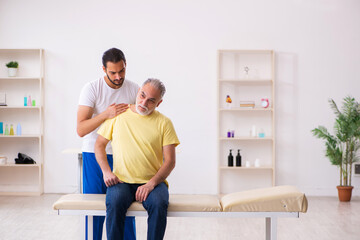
left=0, top=122, right=3, bottom=134
left=16, top=123, right=22, bottom=135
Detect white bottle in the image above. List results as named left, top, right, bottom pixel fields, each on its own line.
left=251, top=125, right=257, bottom=137
left=254, top=158, right=260, bottom=167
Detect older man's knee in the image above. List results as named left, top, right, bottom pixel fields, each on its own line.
left=145, top=195, right=168, bottom=213
left=106, top=184, right=132, bottom=212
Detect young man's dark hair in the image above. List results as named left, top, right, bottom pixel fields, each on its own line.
left=102, top=48, right=126, bottom=68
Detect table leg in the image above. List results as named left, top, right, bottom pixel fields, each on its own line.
left=266, top=217, right=277, bottom=240
left=78, top=153, right=83, bottom=193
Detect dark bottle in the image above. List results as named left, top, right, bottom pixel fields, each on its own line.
left=236, top=149, right=242, bottom=167
left=228, top=149, right=234, bottom=167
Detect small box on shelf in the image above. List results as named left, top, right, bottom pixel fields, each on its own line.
left=239, top=101, right=255, bottom=108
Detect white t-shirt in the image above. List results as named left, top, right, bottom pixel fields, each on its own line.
left=78, top=77, right=139, bottom=154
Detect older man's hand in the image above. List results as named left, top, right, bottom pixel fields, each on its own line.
left=103, top=171, right=122, bottom=187
left=135, top=182, right=155, bottom=202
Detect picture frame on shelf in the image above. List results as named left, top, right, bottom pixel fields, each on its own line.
left=0, top=93, right=6, bottom=106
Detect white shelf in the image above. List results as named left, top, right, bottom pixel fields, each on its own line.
left=0, top=191, right=42, bottom=196
left=219, top=49, right=273, bottom=54
left=0, top=77, right=41, bottom=80
left=0, top=48, right=43, bottom=51
left=0, top=106, right=41, bottom=109
left=220, top=166, right=273, bottom=170
left=0, top=134, right=41, bottom=138
left=219, top=108, right=273, bottom=111
left=219, top=79, right=272, bottom=85
left=220, top=137, right=273, bottom=141
left=0, top=163, right=41, bottom=167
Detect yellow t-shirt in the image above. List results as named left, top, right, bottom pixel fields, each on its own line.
left=97, top=108, right=180, bottom=184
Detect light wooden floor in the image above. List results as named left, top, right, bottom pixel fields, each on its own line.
left=0, top=194, right=359, bottom=240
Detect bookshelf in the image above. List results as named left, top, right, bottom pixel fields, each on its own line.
left=217, top=49, right=275, bottom=194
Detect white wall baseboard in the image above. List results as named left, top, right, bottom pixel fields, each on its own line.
left=298, top=186, right=360, bottom=197
left=44, top=185, right=79, bottom=194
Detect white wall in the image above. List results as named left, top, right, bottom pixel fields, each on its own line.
left=1, top=0, right=359, bottom=196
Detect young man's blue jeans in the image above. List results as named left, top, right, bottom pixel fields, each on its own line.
left=83, top=152, right=136, bottom=240
left=106, top=182, right=169, bottom=240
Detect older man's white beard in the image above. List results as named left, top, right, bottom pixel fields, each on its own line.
left=136, top=103, right=150, bottom=116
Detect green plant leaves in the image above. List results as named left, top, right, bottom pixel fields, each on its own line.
left=312, top=96, right=360, bottom=186
left=5, top=61, right=18, bottom=68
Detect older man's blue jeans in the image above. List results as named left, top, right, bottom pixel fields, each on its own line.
left=106, top=182, right=169, bottom=240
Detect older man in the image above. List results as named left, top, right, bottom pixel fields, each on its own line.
left=95, top=79, right=180, bottom=240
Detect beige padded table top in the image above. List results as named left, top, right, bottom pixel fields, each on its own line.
left=221, top=185, right=307, bottom=212
left=53, top=185, right=307, bottom=213
left=53, top=194, right=222, bottom=212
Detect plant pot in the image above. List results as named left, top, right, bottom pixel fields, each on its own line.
left=337, top=186, right=354, bottom=202
left=7, top=68, right=18, bottom=77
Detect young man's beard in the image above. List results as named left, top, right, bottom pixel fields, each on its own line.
left=107, top=73, right=124, bottom=87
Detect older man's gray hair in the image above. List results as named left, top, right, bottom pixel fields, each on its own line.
left=142, top=78, right=166, bottom=98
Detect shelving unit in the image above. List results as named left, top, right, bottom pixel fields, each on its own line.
left=0, top=49, right=44, bottom=195
left=217, top=49, right=275, bottom=195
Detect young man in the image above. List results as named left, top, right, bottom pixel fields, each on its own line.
left=77, top=48, right=138, bottom=240
left=95, top=79, right=180, bottom=240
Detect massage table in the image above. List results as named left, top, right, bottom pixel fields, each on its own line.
left=53, top=185, right=308, bottom=240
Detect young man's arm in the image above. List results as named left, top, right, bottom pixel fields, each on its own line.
left=77, top=104, right=128, bottom=137
left=94, top=135, right=121, bottom=187
left=135, top=144, right=176, bottom=202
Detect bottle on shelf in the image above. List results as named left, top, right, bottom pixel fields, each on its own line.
left=27, top=95, right=32, bottom=107
left=254, top=158, right=261, bottom=167
left=225, top=95, right=232, bottom=109
left=251, top=125, right=257, bottom=137
left=227, top=129, right=231, bottom=138
left=24, top=95, right=27, bottom=106
left=236, top=149, right=242, bottom=167
left=228, top=149, right=234, bottom=167
left=4, top=124, right=9, bottom=135
left=16, top=123, right=22, bottom=135
left=9, top=124, right=14, bottom=135
left=258, top=128, right=265, bottom=138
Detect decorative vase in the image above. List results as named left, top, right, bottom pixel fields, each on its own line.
left=337, top=186, right=354, bottom=202
left=7, top=68, right=18, bottom=77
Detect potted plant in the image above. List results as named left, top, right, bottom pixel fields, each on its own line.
left=312, top=96, right=360, bottom=201
left=6, top=61, right=19, bottom=77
